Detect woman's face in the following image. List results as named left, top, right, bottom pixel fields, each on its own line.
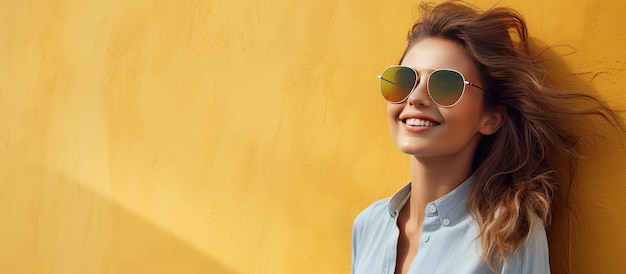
left=388, top=37, right=498, bottom=159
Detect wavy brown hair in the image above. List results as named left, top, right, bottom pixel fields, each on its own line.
left=400, top=1, right=621, bottom=270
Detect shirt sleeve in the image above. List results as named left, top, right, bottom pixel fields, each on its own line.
left=351, top=205, right=369, bottom=274
left=351, top=217, right=360, bottom=274
left=351, top=198, right=389, bottom=274
left=502, top=214, right=551, bottom=274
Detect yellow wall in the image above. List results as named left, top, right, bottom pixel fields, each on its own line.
left=1, top=0, right=624, bottom=273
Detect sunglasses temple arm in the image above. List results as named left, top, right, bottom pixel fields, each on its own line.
left=378, top=75, right=398, bottom=85
left=465, top=81, right=486, bottom=91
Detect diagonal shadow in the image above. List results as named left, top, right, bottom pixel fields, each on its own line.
left=0, top=162, right=237, bottom=274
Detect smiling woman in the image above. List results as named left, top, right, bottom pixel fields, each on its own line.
left=351, top=1, right=622, bottom=274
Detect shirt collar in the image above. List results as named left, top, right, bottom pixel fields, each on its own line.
left=388, top=174, right=474, bottom=223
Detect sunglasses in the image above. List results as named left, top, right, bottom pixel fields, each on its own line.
left=378, top=65, right=486, bottom=107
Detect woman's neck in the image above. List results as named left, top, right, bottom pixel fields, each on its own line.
left=406, top=155, right=473, bottom=222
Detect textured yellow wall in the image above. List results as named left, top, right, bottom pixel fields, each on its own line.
left=1, top=0, right=624, bottom=273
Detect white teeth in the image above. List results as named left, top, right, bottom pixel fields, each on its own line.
left=405, top=118, right=438, bottom=126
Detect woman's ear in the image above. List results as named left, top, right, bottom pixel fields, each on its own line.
left=478, top=105, right=506, bottom=135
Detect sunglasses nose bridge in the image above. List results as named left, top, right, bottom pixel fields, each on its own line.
left=405, top=73, right=432, bottom=106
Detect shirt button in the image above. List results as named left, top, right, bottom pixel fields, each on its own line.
left=423, top=235, right=430, bottom=242
left=443, top=219, right=450, bottom=226
left=428, top=205, right=437, bottom=214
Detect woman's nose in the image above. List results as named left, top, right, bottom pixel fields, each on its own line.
left=406, top=76, right=432, bottom=107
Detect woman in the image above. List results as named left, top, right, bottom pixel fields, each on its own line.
left=352, top=1, right=620, bottom=273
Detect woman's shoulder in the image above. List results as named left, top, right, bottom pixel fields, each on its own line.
left=501, top=212, right=550, bottom=273
left=353, top=197, right=393, bottom=228
left=354, top=182, right=411, bottom=227
left=352, top=196, right=396, bottom=261
left=524, top=212, right=548, bottom=249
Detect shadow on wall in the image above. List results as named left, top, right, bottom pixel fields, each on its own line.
left=531, top=40, right=626, bottom=274
left=0, top=163, right=235, bottom=274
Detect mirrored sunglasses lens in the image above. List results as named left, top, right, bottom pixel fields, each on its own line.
left=429, top=70, right=464, bottom=106
left=380, top=67, right=416, bottom=102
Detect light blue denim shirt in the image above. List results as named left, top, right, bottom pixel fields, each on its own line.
left=352, top=175, right=550, bottom=274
